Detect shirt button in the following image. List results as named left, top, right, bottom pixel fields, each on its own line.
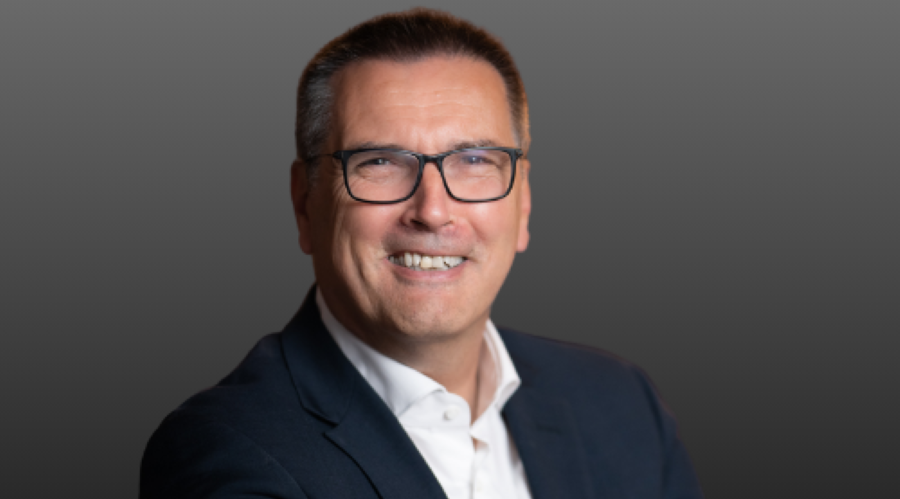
left=443, top=406, right=460, bottom=420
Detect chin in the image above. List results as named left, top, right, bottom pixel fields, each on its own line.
left=382, top=299, right=476, bottom=341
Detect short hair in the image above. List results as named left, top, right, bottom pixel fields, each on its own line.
left=295, top=8, right=530, bottom=177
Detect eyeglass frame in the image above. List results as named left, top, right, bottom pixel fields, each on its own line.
left=329, top=146, right=524, bottom=204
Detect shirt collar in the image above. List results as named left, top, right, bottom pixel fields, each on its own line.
left=316, top=288, right=521, bottom=419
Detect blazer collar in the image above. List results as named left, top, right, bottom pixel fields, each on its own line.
left=280, top=287, right=448, bottom=499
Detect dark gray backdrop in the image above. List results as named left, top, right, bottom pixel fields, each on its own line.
left=2, top=1, right=898, bottom=497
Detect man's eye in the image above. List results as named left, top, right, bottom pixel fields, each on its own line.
left=460, top=155, right=493, bottom=165
left=359, top=157, right=394, bottom=167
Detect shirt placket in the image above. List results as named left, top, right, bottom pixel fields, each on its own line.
left=470, top=410, right=495, bottom=499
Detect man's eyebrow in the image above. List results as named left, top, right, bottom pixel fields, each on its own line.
left=448, top=139, right=500, bottom=150
left=341, top=139, right=503, bottom=152
left=343, top=141, right=405, bottom=151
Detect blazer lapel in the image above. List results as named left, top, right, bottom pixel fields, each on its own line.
left=325, top=384, right=448, bottom=499
left=503, top=358, right=595, bottom=499
left=280, top=289, right=447, bottom=499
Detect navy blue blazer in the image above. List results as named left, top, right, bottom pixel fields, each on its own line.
left=141, top=290, right=703, bottom=498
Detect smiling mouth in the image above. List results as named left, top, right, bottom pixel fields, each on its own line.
left=388, top=252, right=466, bottom=271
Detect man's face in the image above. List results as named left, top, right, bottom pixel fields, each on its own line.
left=292, top=56, right=531, bottom=343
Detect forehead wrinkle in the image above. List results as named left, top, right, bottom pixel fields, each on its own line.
left=351, top=96, right=511, bottom=131
left=361, top=90, right=501, bottom=115
left=342, top=104, right=511, bottom=147
left=379, top=89, right=504, bottom=114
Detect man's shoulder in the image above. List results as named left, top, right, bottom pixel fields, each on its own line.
left=166, top=332, right=298, bottom=420
left=498, top=326, right=643, bottom=379
left=141, top=332, right=334, bottom=498
left=497, top=327, right=660, bottom=408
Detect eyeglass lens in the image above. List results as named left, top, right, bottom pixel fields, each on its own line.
left=345, top=149, right=513, bottom=202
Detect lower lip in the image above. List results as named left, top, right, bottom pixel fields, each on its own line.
left=388, top=258, right=467, bottom=281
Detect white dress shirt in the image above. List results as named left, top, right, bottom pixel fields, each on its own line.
left=317, top=290, right=533, bottom=499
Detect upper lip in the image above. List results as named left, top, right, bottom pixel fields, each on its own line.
left=387, top=248, right=469, bottom=258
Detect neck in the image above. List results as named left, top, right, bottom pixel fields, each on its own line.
left=361, top=321, right=486, bottom=412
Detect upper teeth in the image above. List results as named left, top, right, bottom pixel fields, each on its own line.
left=388, top=252, right=465, bottom=271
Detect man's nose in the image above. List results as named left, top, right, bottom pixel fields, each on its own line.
left=404, top=162, right=452, bottom=230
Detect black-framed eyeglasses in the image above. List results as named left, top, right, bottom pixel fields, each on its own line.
left=330, top=147, right=523, bottom=204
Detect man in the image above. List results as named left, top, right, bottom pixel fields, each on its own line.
left=141, top=8, right=703, bottom=499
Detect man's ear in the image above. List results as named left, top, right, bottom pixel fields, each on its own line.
left=290, top=159, right=314, bottom=255
left=516, top=158, right=532, bottom=253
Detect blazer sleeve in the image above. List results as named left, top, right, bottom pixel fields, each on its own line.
left=140, top=410, right=308, bottom=499
left=629, top=366, right=705, bottom=499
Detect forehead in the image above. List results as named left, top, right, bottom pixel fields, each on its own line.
left=330, top=56, right=515, bottom=150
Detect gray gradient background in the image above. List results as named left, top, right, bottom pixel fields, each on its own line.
left=1, top=1, right=898, bottom=497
